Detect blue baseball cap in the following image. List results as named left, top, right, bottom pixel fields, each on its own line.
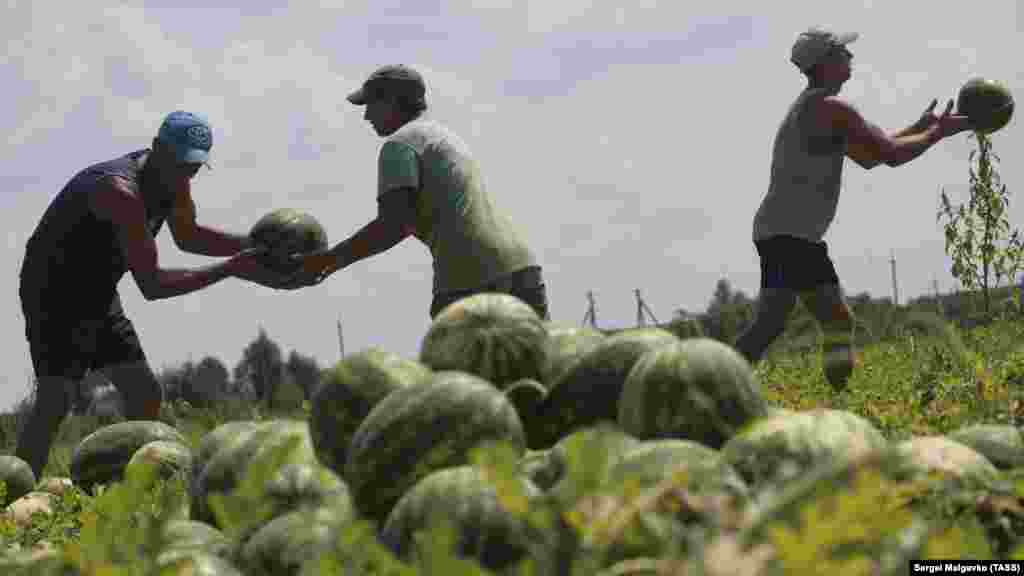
left=156, top=111, right=212, bottom=164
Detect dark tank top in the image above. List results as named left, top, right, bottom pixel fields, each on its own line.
left=20, top=150, right=174, bottom=314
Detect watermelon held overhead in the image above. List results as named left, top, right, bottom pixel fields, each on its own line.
left=957, top=77, right=1014, bottom=134
left=248, top=208, right=329, bottom=274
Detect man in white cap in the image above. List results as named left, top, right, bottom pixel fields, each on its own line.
left=734, top=28, right=971, bottom=387
left=292, top=65, right=549, bottom=319
left=16, top=111, right=288, bottom=477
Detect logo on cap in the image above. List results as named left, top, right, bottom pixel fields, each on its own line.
left=186, top=125, right=211, bottom=149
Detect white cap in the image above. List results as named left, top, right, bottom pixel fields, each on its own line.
left=791, top=27, right=858, bottom=72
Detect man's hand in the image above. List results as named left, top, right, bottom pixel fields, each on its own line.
left=909, top=99, right=940, bottom=133
left=228, top=247, right=304, bottom=290
left=283, top=249, right=338, bottom=288
left=933, top=98, right=973, bottom=139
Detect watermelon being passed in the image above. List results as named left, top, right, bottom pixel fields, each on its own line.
left=420, top=293, right=549, bottom=390
left=957, top=77, right=1014, bottom=134
left=248, top=208, right=329, bottom=274
left=311, top=348, right=431, bottom=472
left=344, top=371, right=526, bottom=524
left=617, top=338, right=768, bottom=450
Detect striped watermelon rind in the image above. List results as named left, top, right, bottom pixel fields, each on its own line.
left=541, top=324, right=607, bottom=389
left=126, top=440, right=194, bottom=483
left=381, top=466, right=541, bottom=573
left=0, top=455, right=36, bottom=506
left=344, top=371, right=526, bottom=525
left=238, top=507, right=340, bottom=576
left=70, top=420, right=187, bottom=493
left=419, top=293, right=549, bottom=390
left=617, top=338, right=768, bottom=449
left=538, top=328, right=680, bottom=448
left=310, top=348, right=432, bottom=472
left=719, top=409, right=888, bottom=491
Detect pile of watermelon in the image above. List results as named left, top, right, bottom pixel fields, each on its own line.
left=2, top=292, right=1023, bottom=574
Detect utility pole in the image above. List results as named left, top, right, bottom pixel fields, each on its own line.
left=933, top=277, right=944, bottom=317
left=337, top=316, right=345, bottom=361
left=582, top=291, right=598, bottom=328
left=890, top=249, right=899, bottom=306
left=635, top=289, right=659, bottom=327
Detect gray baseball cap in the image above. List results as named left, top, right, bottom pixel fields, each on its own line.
left=347, top=64, right=426, bottom=105
left=791, top=27, right=858, bottom=72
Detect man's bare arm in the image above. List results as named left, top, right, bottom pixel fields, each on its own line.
left=92, top=177, right=241, bottom=300
left=168, top=182, right=254, bottom=256
left=326, top=187, right=416, bottom=271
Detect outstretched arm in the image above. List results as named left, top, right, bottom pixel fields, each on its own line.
left=169, top=181, right=255, bottom=256
left=295, top=187, right=416, bottom=282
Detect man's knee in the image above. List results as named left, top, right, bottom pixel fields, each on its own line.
left=102, top=361, right=163, bottom=420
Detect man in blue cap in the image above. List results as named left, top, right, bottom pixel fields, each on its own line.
left=292, top=65, right=549, bottom=319
left=734, top=28, right=971, bottom=388
left=16, top=111, right=287, bottom=477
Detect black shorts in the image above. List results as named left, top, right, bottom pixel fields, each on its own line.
left=755, top=235, right=840, bottom=292
left=20, top=284, right=147, bottom=380
left=430, top=266, right=550, bottom=320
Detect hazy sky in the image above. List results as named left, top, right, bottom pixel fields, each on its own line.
left=3, top=1, right=1021, bottom=410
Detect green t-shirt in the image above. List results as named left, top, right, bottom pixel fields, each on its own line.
left=377, top=118, right=535, bottom=294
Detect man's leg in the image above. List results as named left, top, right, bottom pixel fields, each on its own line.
left=95, top=296, right=162, bottom=420
left=800, top=283, right=857, bottom=386
left=15, top=375, right=77, bottom=478
left=734, top=288, right=798, bottom=365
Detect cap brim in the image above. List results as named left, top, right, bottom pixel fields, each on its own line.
left=835, top=31, right=859, bottom=45
left=346, top=88, right=367, bottom=105
left=178, top=148, right=209, bottom=164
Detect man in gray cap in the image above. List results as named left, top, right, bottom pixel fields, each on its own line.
left=16, top=111, right=289, bottom=477
left=293, top=65, right=549, bottom=319
left=734, top=28, right=971, bottom=387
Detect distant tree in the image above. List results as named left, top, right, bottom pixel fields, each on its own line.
left=285, top=350, right=322, bottom=401
left=189, top=356, right=231, bottom=406
left=938, top=132, right=1024, bottom=314
left=699, top=278, right=755, bottom=344
left=234, top=327, right=285, bottom=410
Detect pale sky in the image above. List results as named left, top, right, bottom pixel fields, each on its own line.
left=2, top=1, right=1021, bottom=410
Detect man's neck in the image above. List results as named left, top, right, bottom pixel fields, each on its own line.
left=807, top=79, right=842, bottom=96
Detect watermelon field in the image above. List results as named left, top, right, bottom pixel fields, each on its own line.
left=3, top=292, right=1024, bottom=575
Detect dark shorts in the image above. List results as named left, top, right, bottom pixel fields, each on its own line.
left=20, top=283, right=147, bottom=380
left=755, top=235, right=840, bottom=292
left=430, top=266, right=550, bottom=320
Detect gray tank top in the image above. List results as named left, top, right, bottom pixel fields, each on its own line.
left=752, top=88, right=848, bottom=243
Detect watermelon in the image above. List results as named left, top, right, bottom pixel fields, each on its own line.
left=193, top=420, right=319, bottom=530
left=380, top=466, right=541, bottom=574
left=541, top=324, right=606, bottom=388
left=70, top=420, right=187, bottom=493
left=0, top=455, right=35, bottom=506
left=537, top=328, right=679, bottom=448
left=161, top=520, right=232, bottom=558
left=946, top=424, right=1024, bottom=470
left=126, top=440, right=193, bottom=482
left=263, top=462, right=352, bottom=520
left=605, top=440, right=748, bottom=499
left=310, top=348, right=431, bottom=472
left=503, top=379, right=547, bottom=449
left=344, top=370, right=526, bottom=524
left=239, top=507, right=340, bottom=576
left=517, top=449, right=561, bottom=492
left=546, top=424, right=641, bottom=502
left=957, top=77, right=1014, bottom=134
left=248, top=208, right=329, bottom=274
left=419, top=293, right=548, bottom=390
left=719, top=409, right=888, bottom=491
left=157, top=549, right=245, bottom=576
left=617, top=339, right=768, bottom=449
left=893, top=436, right=1000, bottom=486
left=190, top=421, right=262, bottom=522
